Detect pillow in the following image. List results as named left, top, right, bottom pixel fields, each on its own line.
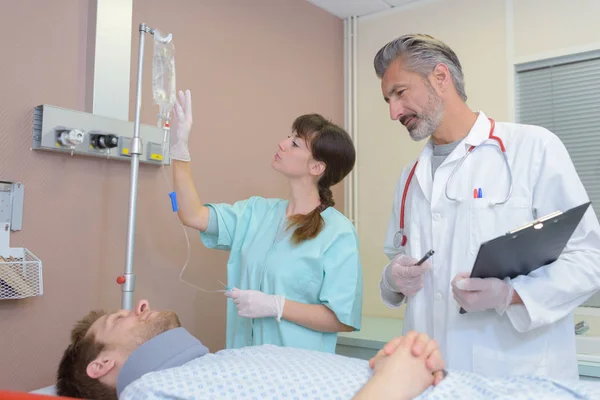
left=29, top=385, right=57, bottom=396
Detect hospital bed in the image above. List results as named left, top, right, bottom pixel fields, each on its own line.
left=26, top=344, right=600, bottom=400
left=24, top=375, right=600, bottom=399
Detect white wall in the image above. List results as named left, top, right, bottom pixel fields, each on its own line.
left=356, top=0, right=600, bottom=318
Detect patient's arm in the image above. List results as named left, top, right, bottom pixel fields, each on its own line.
left=282, top=301, right=354, bottom=332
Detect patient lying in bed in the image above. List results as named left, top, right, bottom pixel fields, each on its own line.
left=56, top=300, right=600, bottom=400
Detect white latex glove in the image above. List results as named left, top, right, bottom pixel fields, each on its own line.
left=382, top=254, right=431, bottom=297
left=224, top=288, right=286, bottom=321
left=451, top=272, right=514, bottom=315
left=170, top=89, right=193, bottom=161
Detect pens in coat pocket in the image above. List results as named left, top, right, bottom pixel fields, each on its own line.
left=473, top=188, right=483, bottom=199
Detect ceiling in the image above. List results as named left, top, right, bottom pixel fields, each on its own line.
left=306, top=0, right=423, bottom=19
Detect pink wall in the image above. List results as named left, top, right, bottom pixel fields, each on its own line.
left=0, top=0, right=344, bottom=391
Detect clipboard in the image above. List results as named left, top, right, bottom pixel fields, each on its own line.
left=459, top=201, right=591, bottom=314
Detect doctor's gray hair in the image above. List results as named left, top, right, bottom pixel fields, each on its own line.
left=373, top=34, right=467, bottom=102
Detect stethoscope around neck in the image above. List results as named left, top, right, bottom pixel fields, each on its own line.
left=393, top=118, right=514, bottom=249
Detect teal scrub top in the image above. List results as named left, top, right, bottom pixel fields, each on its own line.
left=200, top=196, right=363, bottom=353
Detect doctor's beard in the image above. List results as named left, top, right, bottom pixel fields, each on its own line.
left=404, top=84, right=444, bottom=142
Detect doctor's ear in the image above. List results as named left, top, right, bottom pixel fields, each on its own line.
left=86, top=356, right=116, bottom=380
left=430, top=63, right=451, bottom=94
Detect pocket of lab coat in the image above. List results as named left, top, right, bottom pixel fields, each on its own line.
left=472, top=343, right=548, bottom=377
left=469, top=196, right=531, bottom=256
left=471, top=342, right=578, bottom=379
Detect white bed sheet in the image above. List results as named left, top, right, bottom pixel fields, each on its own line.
left=31, top=345, right=600, bottom=399
left=120, top=345, right=600, bottom=400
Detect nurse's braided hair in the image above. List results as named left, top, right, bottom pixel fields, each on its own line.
left=288, top=114, right=356, bottom=244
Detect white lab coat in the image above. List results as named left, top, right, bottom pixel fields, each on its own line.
left=380, top=111, right=600, bottom=380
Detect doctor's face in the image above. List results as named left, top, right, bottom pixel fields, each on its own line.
left=381, top=57, right=444, bottom=141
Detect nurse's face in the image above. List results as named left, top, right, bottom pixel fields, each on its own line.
left=381, top=57, right=444, bottom=141
left=272, top=134, right=320, bottom=179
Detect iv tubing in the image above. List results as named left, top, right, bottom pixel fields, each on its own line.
left=160, top=152, right=227, bottom=294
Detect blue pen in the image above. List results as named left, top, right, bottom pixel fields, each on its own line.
left=478, top=188, right=483, bottom=199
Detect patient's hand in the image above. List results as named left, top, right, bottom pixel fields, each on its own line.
left=369, top=331, right=445, bottom=386
left=353, top=333, right=439, bottom=400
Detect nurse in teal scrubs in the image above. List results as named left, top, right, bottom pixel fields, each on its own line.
left=170, top=90, right=362, bottom=353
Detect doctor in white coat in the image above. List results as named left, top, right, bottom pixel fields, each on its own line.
left=374, top=34, right=600, bottom=380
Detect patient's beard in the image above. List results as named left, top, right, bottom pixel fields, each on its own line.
left=146, top=311, right=181, bottom=339
left=132, top=311, right=182, bottom=348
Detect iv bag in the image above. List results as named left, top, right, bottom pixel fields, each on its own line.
left=152, top=29, right=176, bottom=126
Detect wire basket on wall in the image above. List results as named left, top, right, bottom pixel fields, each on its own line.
left=0, top=247, right=43, bottom=300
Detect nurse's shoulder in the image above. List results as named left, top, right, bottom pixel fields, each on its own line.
left=231, top=196, right=286, bottom=216
left=320, top=207, right=359, bottom=244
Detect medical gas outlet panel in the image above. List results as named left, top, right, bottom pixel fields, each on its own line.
left=32, top=105, right=170, bottom=165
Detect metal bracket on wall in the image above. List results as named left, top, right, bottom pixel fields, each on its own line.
left=31, top=104, right=170, bottom=166
left=0, top=181, right=24, bottom=232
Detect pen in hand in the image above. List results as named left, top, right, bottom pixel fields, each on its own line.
left=415, top=249, right=435, bottom=266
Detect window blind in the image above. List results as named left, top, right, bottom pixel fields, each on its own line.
left=516, top=50, right=600, bottom=307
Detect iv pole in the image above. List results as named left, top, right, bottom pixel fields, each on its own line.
left=120, top=23, right=156, bottom=310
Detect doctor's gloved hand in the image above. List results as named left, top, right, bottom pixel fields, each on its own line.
left=225, top=288, right=286, bottom=321
left=451, top=273, right=515, bottom=315
left=382, top=254, right=431, bottom=297
left=170, top=89, right=193, bottom=162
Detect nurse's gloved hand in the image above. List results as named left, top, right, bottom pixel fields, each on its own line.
left=382, top=254, right=431, bottom=297
left=451, top=273, right=515, bottom=315
left=170, top=89, right=193, bottom=162
left=225, top=288, right=286, bottom=321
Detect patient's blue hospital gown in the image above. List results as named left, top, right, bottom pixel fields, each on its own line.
left=119, top=345, right=600, bottom=400
left=200, top=196, right=363, bottom=353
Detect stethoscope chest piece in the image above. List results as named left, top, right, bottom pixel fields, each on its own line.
left=393, top=229, right=407, bottom=249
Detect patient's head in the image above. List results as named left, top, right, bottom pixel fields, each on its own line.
left=56, top=299, right=181, bottom=399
